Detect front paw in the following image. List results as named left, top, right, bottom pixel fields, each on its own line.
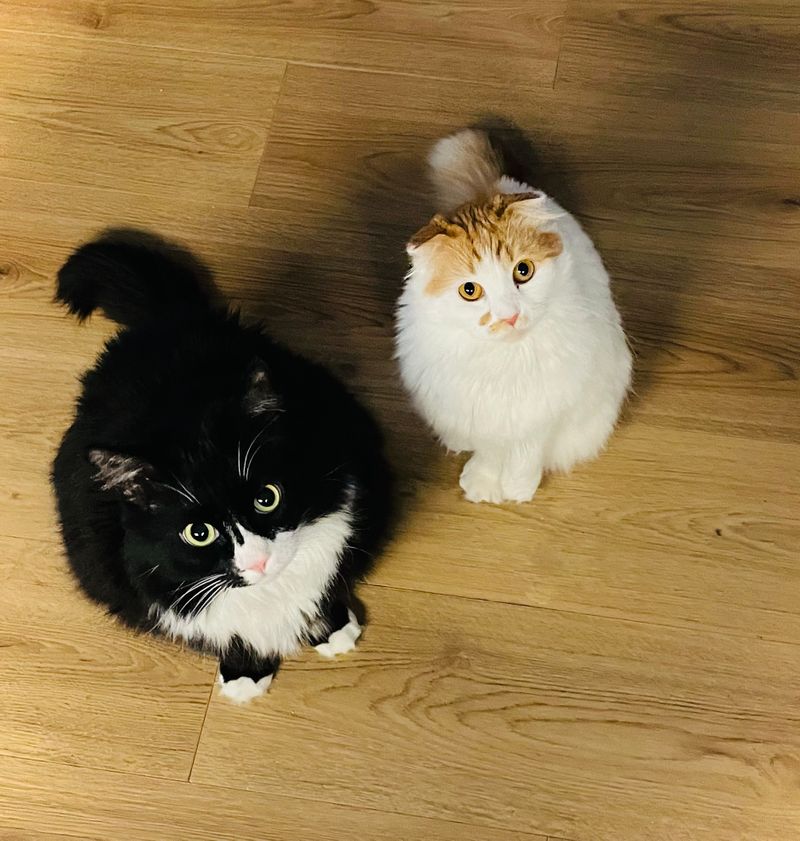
left=314, top=610, right=362, bottom=659
left=459, top=455, right=504, bottom=504
left=218, top=674, right=273, bottom=704
left=500, top=468, right=542, bottom=503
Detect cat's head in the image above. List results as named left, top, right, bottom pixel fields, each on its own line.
left=405, top=192, right=563, bottom=339
left=87, top=362, right=352, bottom=616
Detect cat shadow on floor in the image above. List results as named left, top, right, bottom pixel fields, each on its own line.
left=346, top=144, right=449, bottom=522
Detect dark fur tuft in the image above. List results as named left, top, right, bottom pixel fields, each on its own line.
left=55, top=228, right=216, bottom=328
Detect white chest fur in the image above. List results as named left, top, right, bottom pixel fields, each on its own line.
left=154, top=506, right=353, bottom=658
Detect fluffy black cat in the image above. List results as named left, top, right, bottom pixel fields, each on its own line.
left=52, top=231, right=392, bottom=703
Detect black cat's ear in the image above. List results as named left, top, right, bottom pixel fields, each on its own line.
left=243, top=360, right=281, bottom=416
left=88, top=449, right=157, bottom=508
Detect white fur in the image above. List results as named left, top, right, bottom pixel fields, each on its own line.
left=314, top=609, right=361, bottom=659
left=396, top=129, right=632, bottom=503
left=218, top=673, right=273, bottom=704
left=153, top=505, right=353, bottom=658
left=231, top=524, right=272, bottom=584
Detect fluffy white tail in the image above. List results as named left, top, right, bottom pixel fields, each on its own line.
left=427, top=129, right=503, bottom=212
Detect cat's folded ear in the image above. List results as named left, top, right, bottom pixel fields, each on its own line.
left=492, top=191, right=542, bottom=212
left=406, top=214, right=452, bottom=255
left=88, top=450, right=158, bottom=509
left=243, top=359, right=281, bottom=416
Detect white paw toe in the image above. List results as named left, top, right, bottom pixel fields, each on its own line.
left=459, top=463, right=504, bottom=504
left=315, top=610, right=362, bottom=659
left=218, top=674, right=273, bottom=704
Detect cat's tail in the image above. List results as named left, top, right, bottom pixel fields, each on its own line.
left=427, top=129, right=504, bottom=212
left=56, top=229, right=215, bottom=329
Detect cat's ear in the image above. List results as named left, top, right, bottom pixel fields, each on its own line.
left=88, top=449, right=157, bottom=508
left=491, top=191, right=542, bottom=214
left=243, top=360, right=281, bottom=416
left=406, top=214, right=452, bottom=254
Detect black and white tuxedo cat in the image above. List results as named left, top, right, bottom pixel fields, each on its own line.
left=52, top=231, right=392, bottom=703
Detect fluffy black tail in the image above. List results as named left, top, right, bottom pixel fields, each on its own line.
left=56, top=229, right=216, bottom=329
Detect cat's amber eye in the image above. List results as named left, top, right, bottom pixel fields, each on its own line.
left=513, top=259, right=535, bottom=283
left=458, top=281, right=484, bottom=301
left=180, top=522, right=219, bottom=548
left=254, top=483, right=281, bottom=514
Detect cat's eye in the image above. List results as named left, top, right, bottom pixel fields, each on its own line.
left=513, top=259, right=535, bottom=283
left=254, top=483, right=282, bottom=513
left=180, top=522, right=219, bottom=548
left=458, top=281, right=484, bottom=301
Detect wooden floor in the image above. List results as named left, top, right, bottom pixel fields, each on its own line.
left=1, top=2, right=798, bottom=839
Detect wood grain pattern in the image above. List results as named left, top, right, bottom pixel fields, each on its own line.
left=0, top=33, right=284, bottom=202
left=0, top=0, right=799, bottom=839
left=556, top=0, right=800, bottom=109
left=251, top=63, right=800, bottom=239
left=0, top=0, right=566, bottom=87
left=192, top=584, right=800, bottom=840
left=0, top=755, right=541, bottom=841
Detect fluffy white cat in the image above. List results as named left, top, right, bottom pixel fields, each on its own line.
left=395, top=129, right=632, bottom=503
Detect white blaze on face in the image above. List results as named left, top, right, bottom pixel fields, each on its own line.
left=232, top=523, right=298, bottom=585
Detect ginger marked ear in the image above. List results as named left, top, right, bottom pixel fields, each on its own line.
left=406, top=214, right=451, bottom=255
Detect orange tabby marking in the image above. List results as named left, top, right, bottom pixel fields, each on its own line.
left=410, top=194, right=562, bottom=297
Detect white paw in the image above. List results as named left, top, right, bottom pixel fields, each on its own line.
left=217, top=674, right=273, bottom=704
left=459, top=455, right=504, bottom=504
left=314, top=610, right=362, bottom=659
left=500, top=468, right=542, bottom=503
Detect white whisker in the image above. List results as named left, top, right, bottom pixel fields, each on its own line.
left=181, top=580, right=221, bottom=618
left=241, top=425, right=269, bottom=481
left=168, top=573, right=226, bottom=614
left=159, top=483, right=196, bottom=505
left=191, top=580, right=228, bottom=618
left=173, top=476, right=200, bottom=505
left=244, top=444, right=264, bottom=479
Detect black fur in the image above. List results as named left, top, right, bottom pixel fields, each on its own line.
left=52, top=230, right=392, bottom=690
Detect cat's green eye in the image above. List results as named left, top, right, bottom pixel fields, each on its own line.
left=254, top=483, right=282, bottom=514
left=180, top=522, right=219, bottom=548
left=458, top=281, right=484, bottom=301
left=513, top=259, right=535, bottom=283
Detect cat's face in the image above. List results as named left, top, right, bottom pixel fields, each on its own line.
left=88, top=366, right=351, bottom=617
left=406, top=193, right=563, bottom=340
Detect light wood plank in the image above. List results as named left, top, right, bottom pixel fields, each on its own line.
left=192, top=584, right=800, bottom=840
left=0, top=0, right=565, bottom=87
left=0, top=32, right=283, bottom=202
left=0, top=754, right=539, bottom=841
left=556, top=0, right=800, bottom=110
left=251, top=63, right=800, bottom=243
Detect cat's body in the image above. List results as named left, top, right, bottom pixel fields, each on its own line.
left=53, top=232, right=391, bottom=702
left=396, top=130, right=632, bottom=503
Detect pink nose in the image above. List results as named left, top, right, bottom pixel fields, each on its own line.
left=247, top=556, right=268, bottom=574
left=503, top=313, right=520, bottom=327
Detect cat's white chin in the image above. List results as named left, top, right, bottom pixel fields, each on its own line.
left=492, top=324, right=529, bottom=341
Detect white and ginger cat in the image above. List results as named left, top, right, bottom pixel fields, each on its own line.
left=395, top=129, right=632, bottom=503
